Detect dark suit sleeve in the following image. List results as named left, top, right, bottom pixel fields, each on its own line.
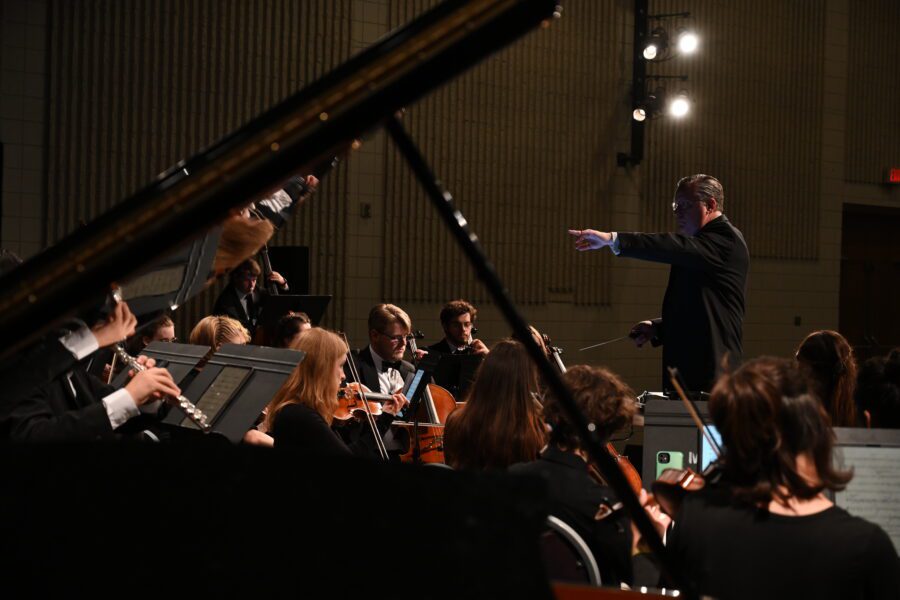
left=617, top=226, right=737, bottom=272
left=0, top=336, right=78, bottom=409
left=4, top=380, right=114, bottom=443
left=212, top=285, right=248, bottom=323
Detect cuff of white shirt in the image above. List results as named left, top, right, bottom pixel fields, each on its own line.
left=59, top=323, right=100, bottom=361
left=102, top=388, right=140, bottom=429
left=610, top=231, right=621, bottom=255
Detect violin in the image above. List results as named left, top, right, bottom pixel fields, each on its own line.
left=644, top=367, right=724, bottom=518
left=334, top=381, right=389, bottom=421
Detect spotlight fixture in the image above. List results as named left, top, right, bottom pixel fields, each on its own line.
left=618, top=2, right=700, bottom=167
left=668, top=91, right=691, bottom=118
left=641, top=27, right=668, bottom=60
left=632, top=87, right=667, bottom=121
left=676, top=28, right=699, bottom=54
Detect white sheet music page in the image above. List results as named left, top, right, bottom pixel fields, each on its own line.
left=834, top=446, right=900, bottom=552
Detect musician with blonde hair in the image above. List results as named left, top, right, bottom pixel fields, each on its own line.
left=264, top=328, right=406, bottom=457
left=189, top=315, right=250, bottom=352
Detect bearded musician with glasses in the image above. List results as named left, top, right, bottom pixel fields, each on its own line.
left=568, top=174, right=749, bottom=393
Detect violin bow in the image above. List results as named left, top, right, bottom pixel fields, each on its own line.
left=667, top=367, right=722, bottom=459
left=339, top=332, right=389, bottom=461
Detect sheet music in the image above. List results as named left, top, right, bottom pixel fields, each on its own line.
left=180, top=366, right=250, bottom=429
left=834, top=446, right=900, bottom=552
left=121, top=265, right=185, bottom=297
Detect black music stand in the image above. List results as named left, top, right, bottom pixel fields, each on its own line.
left=117, top=229, right=221, bottom=318
left=110, top=341, right=209, bottom=389
left=254, top=294, right=331, bottom=346
left=429, top=352, right=483, bottom=400
left=162, top=343, right=304, bottom=443
left=260, top=294, right=331, bottom=326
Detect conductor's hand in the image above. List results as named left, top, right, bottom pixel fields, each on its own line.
left=630, top=321, right=656, bottom=348
left=382, top=392, right=409, bottom=416
left=469, top=339, right=490, bottom=356
left=125, top=367, right=181, bottom=407
left=92, top=301, right=138, bottom=348
left=568, top=229, right=613, bottom=252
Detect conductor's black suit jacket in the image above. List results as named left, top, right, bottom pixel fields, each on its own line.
left=617, top=215, right=749, bottom=392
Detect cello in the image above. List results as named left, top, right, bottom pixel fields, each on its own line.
left=393, top=331, right=458, bottom=464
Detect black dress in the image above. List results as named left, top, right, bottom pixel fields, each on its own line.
left=271, top=403, right=394, bottom=460
left=667, top=486, right=900, bottom=600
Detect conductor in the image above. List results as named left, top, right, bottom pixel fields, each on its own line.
left=569, top=174, right=749, bottom=392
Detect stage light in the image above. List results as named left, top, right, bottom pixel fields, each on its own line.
left=676, top=29, right=699, bottom=54
left=669, top=92, right=690, bottom=118
left=641, top=28, right=668, bottom=61
left=633, top=108, right=647, bottom=122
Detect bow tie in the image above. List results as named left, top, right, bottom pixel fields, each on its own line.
left=380, top=360, right=402, bottom=372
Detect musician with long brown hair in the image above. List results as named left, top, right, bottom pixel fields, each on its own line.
left=264, top=328, right=407, bottom=457
left=795, top=330, right=860, bottom=427
left=667, top=357, right=899, bottom=599
left=442, top=339, right=545, bottom=470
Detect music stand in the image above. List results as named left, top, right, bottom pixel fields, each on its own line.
left=118, top=229, right=221, bottom=318
left=110, top=341, right=209, bottom=389
left=162, top=343, right=304, bottom=443
left=262, top=294, right=330, bottom=325
left=255, top=294, right=332, bottom=345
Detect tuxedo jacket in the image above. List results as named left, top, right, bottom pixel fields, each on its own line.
left=212, top=284, right=263, bottom=335
left=1, top=367, right=154, bottom=443
left=425, top=339, right=459, bottom=355
left=343, top=346, right=415, bottom=394
left=0, top=334, right=78, bottom=414
left=617, top=215, right=749, bottom=392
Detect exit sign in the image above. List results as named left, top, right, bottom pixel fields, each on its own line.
left=888, top=168, right=900, bottom=184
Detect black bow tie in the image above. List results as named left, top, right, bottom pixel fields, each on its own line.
left=380, top=360, right=401, bottom=372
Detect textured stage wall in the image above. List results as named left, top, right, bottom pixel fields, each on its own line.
left=1, top=0, right=896, bottom=390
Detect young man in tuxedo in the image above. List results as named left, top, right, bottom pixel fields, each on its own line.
left=343, top=304, right=416, bottom=457
left=212, top=258, right=287, bottom=337
left=426, top=300, right=489, bottom=356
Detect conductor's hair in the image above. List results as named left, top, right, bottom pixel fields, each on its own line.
left=676, top=174, right=725, bottom=212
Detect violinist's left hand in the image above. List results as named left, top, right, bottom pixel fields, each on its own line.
left=382, top=392, right=409, bottom=416
left=631, top=489, right=672, bottom=555
left=469, top=339, right=490, bottom=356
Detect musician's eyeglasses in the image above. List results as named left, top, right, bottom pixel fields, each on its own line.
left=378, top=331, right=407, bottom=343
left=158, top=337, right=178, bottom=343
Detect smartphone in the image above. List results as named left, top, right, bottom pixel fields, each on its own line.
left=656, top=450, right=684, bottom=479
